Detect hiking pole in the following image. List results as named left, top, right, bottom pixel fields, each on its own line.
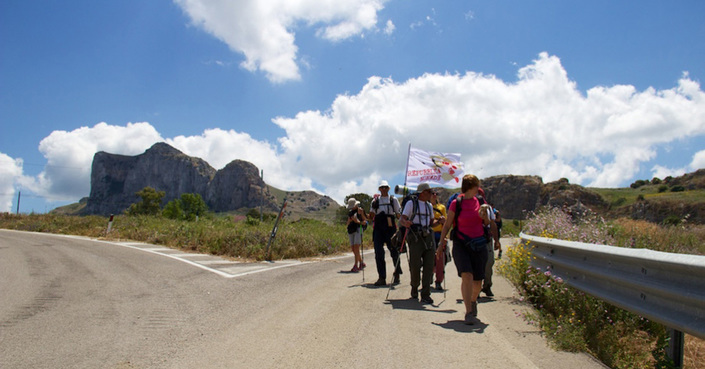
left=360, top=223, right=365, bottom=283
left=442, top=248, right=447, bottom=302
left=386, top=227, right=409, bottom=300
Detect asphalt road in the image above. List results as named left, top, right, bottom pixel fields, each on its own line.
left=0, top=229, right=607, bottom=369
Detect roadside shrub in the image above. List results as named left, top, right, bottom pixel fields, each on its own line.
left=662, top=215, right=681, bottom=227
left=500, top=207, right=673, bottom=368
left=611, top=197, right=627, bottom=207
left=630, top=179, right=647, bottom=189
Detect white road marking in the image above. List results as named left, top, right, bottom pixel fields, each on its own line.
left=2, top=230, right=362, bottom=279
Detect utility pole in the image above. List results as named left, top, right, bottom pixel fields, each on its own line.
left=16, top=190, right=21, bottom=215
left=260, top=169, right=264, bottom=222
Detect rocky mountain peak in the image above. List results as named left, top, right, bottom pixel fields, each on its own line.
left=83, top=143, right=278, bottom=215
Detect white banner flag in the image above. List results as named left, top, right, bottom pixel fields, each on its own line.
left=406, top=146, right=464, bottom=188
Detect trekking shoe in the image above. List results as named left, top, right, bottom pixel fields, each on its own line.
left=464, top=312, right=477, bottom=325
left=420, top=296, right=434, bottom=304
left=483, top=287, right=494, bottom=297
left=435, top=281, right=443, bottom=291
left=392, top=273, right=400, bottom=285
left=351, top=266, right=360, bottom=273
left=359, top=262, right=366, bottom=270
left=373, top=278, right=386, bottom=286
left=411, top=287, right=418, bottom=300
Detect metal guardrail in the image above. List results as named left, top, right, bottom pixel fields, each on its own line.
left=519, top=232, right=705, bottom=340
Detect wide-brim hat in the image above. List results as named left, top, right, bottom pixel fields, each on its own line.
left=347, top=197, right=358, bottom=210
left=378, top=180, right=390, bottom=188
left=417, top=183, right=432, bottom=193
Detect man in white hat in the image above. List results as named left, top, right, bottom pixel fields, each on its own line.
left=368, top=180, right=402, bottom=286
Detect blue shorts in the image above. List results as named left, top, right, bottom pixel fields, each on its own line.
left=452, top=238, right=488, bottom=280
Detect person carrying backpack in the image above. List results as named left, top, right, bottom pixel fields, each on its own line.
left=431, top=190, right=449, bottom=291
left=368, top=180, right=402, bottom=286
left=477, top=189, right=501, bottom=297
left=399, top=183, right=435, bottom=304
left=346, top=198, right=367, bottom=272
left=436, top=174, right=491, bottom=324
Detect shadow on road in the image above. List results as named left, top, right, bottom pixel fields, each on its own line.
left=346, top=282, right=391, bottom=289
left=383, top=299, right=456, bottom=314
left=432, top=320, right=488, bottom=333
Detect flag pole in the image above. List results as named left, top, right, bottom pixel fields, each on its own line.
left=403, top=143, right=411, bottom=186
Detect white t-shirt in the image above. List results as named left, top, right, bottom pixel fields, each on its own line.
left=402, top=199, right=433, bottom=227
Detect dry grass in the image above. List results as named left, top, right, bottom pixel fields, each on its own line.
left=685, top=335, right=705, bottom=369
left=0, top=213, right=361, bottom=261
left=610, top=218, right=705, bottom=255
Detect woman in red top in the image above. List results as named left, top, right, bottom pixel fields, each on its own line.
left=437, top=174, right=491, bottom=325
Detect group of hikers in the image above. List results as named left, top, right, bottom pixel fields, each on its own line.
left=345, top=174, right=502, bottom=325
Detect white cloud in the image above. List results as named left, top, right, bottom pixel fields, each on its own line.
left=691, top=150, right=705, bottom=170
left=383, top=19, right=395, bottom=35
left=19, top=122, right=163, bottom=202
left=166, top=128, right=312, bottom=190
left=174, top=0, right=388, bottom=83
left=273, top=52, right=705, bottom=197
left=0, top=153, right=23, bottom=213
left=649, top=147, right=705, bottom=182
left=651, top=165, right=686, bottom=181
left=2, top=52, right=704, bottom=212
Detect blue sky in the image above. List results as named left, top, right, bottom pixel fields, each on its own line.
left=1, top=0, right=704, bottom=213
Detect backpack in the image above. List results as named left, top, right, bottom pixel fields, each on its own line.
left=446, top=192, right=460, bottom=210
left=476, top=195, right=492, bottom=242
left=371, top=195, right=396, bottom=212
left=371, top=195, right=398, bottom=231
left=390, top=194, right=425, bottom=253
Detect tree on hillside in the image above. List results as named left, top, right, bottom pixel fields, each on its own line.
left=127, top=187, right=165, bottom=216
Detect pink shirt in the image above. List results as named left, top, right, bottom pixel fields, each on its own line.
left=449, top=195, right=485, bottom=238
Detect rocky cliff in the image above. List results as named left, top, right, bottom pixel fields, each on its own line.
left=83, top=143, right=278, bottom=215
left=480, top=175, right=544, bottom=219
left=206, top=160, right=270, bottom=212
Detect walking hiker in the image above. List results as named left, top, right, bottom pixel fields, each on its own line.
left=437, top=174, right=491, bottom=324
left=477, top=189, right=501, bottom=297
left=400, top=183, right=435, bottom=304
left=431, top=191, right=448, bottom=291
left=346, top=198, right=367, bottom=272
left=368, top=180, right=402, bottom=286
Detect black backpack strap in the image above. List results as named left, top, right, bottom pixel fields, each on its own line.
left=453, top=195, right=463, bottom=228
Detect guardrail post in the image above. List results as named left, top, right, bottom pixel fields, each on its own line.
left=265, top=198, right=287, bottom=261
left=107, top=214, right=114, bottom=234
left=668, top=329, right=684, bottom=368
